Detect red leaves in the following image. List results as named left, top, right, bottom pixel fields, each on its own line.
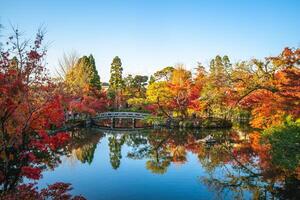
left=144, top=104, right=158, bottom=113
left=40, top=182, right=73, bottom=199
left=31, top=131, right=70, bottom=151
left=0, top=182, right=86, bottom=200
left=0, top=171, right=4, bottom=182
left=49, top=132, right=70, bottom=150
left=28, top=50, right=41, bottom=60
left=40, top=182, right=86, bottom=200
left=0, top=27, right=86, bottom=198
left=21, top=132, right=70, bottom=180
left=69, top=94, right=107, bottom=116
left=21, top=166, right=42, bottom=180
left=0, top=28, right=67, bottom=150
left=30, top=96, right=65, bottom=130
left=188, top=85, right=202, bottom=111
left=27, top=152, right=37, bottom=162
left=0, top=183, right=40, bottom=200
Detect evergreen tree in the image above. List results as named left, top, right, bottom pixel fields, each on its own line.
left=109, top=56, right=123, bottom=91
left=108, top=56, right=124, bottom=110
left=88, top=54, right=101, bottom=90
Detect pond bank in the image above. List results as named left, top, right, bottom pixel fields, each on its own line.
left=149, top=117, right=233, bottom=129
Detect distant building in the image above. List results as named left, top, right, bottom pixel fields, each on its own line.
left=102, top=82, right=109, bottom=91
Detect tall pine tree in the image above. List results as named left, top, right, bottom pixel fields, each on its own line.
left=109, top=56, right=123, bottom=90
left=88, top=54, right=101, bottom=90
left=108, top=56, right=124, bottom=110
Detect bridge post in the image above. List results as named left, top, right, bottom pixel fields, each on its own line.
left=111, top=118, right=116, bottom=129
left=132, top=118, right=136, bottom=129
left=85, top=117, right=92, bottom=128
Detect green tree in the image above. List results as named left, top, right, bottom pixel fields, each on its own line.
left=108, top=56, right=124, bottom=109
left=88, top=54, right=101, bottom=90
left=124, top=74, right=148, bottom=99
left=200, top=55, right=233, bottom=119
left=263, top=116, right=300, bottom=171
left=151, top=66, right=174, bottom=82
left=109, top=56, right=123, bottom=91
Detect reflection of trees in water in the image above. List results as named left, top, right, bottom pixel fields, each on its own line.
left=1, top=154, right=30, bottom=191
left=0, top=128, right=105, bottom=191
left=66, top=128, right=104, bottom=165
left=197, top=144, right=230, bottom=173
left=146, top=160, right=170, bottom=175
left=199, top=142, right=300, bottom=199
left=0, top=139, right=67, bottom=192
left=108, top=128, right=233, bottom=174
left=199, top=144, right=264, bottom=200
left=126, top=129, right=173, bottom=174
left=145, top=130, right=172, bottom=174
left=63, top=127, right=299, bottom=199
left=126, top=129, right=199, bottom=173
left=108, top=135, right=126, bottom=169
left=125, top=129, right=233, bottom=174
left=202, top=174, right=300, bottom=199
left=122, top=127, right=299, bottom=199
left=74, top=144, right=97, bottom=164
left=126, top=131, right=150, bottom=160
left=0, top=127, right=104, bottom=196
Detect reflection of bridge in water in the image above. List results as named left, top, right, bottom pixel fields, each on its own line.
left=92, top=112, right=150, bottom=129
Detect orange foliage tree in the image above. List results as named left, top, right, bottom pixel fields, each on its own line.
left=234, top=48, right=300, bottom=129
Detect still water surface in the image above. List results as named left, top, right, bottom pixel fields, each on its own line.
left=35, top=127, right=299, bottom=200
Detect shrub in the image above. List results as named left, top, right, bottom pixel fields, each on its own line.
left=263, top=116, right=300, bottom=170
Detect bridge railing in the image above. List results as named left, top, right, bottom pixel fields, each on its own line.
left=94, top=112, right=150, bottom=119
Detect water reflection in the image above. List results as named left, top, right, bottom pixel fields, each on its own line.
left=67, top=129, right=104, bottom=165
left=108, top=135, right=126, bottom=169
left=61, top=127, right=300, bottom=199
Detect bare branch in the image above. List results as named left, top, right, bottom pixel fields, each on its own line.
left=56, top=51, right=79, bottom=80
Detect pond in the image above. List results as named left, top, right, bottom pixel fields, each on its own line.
left=32, top=127, right=299, bottom=199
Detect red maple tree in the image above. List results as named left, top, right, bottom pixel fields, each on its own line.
left=0, top=27, right=83, bottom=199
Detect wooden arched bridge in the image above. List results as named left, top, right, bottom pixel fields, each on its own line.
left=93, top=112, right=150, bottom=120
left=91, top=112, right=150, bottom=129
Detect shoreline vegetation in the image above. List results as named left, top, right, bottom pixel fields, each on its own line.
left=0, top=26, right=299, bottom=199
left=145, top=116, right=233, bottom=129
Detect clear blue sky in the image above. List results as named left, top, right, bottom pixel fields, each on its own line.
left=1, top=0, right=300, bottom=81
